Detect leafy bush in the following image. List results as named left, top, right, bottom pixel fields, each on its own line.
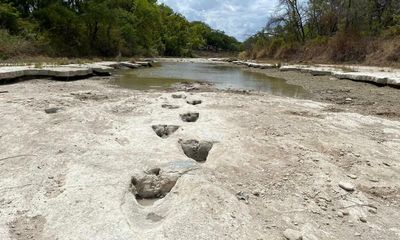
left=0, top=29, right=37, bottom=60
left=383, top=16, right=400, bottom=38
left=0, top=3, right=20, bottom=33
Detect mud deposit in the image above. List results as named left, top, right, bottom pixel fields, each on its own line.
left=0, top=68, right=399, bottom=240
left=247, top=67, right=400, bottom=120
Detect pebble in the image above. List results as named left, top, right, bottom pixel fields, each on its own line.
left=339, top=182, right=355, bottom=192
left=161, top=104, right=180, bottom=109
left=337, top=211, right=344, bottom=218
left=347, top=174, right=358, bottom=179
left=368, top=208, right=377, bottom=214
left=345, top=98, right=353, bottom=102
left=359, top=217, right=367, bottom=223
left=283, top=229, right=303, bottom=240
left=186, top=100, right=202, bottom=105
left=172, top=94, right=184, bottom=99
left=44, top=108, right=59, bottom=114
left=236, top=192, right=249, bottom=204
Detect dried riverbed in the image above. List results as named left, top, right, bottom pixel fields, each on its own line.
left=247, top=67, right=400, bottom=120
left=0, top=63, right=399, bottom=240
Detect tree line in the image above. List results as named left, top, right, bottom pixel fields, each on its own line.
left=244, top=0, right=400, bottom=63
left=0, top=0, right=242, bottom=59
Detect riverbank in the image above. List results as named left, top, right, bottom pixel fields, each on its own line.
left=230, top=61, right=400, bottom=87
left=0, top=61, right=153, bottom=83
left=0, top=61, right=399, bottom=240
left=245, top=67, right=400, bottom=120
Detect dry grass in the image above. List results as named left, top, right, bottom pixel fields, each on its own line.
left=246, top=34, right=400, bottom=67
left=364, top=38, right=400, bottom=67
left=328, top=31, right=367, bottom=62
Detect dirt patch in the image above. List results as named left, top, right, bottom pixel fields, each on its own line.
left=44, top=174, right=66, bottom=198
left=8, top=214, right=46, bottom=240
left=322, top=106, right=346, bottom=113
left=146, top=213, right=164, bottom=222
left=180, top=112, right=199, bottom=122
left=358, top=185, right=400, bottom=206
left=152, top=125, right=180, bottom=138
left=172, top=94, right=185, bottom=99
left=246, top=67, right=400, bottom=120
left=162, top=104, right=180, bottom=109
left=179, top=139, right=213, bottom=162
left=285, top=110, right=325, bottom=119
left=70, top=91, right=108, bottom=101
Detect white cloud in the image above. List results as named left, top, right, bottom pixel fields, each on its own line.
left=158, top=0, right=278, bottom=41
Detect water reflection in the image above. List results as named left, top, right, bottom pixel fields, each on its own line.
left=114, top=62, right=309, bottom=98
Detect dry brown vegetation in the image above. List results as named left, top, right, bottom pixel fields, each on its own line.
left=244, top=34, right=400, bottom=67
left=244, top=0, right=400, bottom=67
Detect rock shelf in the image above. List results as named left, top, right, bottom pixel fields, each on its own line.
left=0, top=61, right=152, bottom=82
left=224, top=59, right=400, bottom=87
left=3, top=57, right=398, bottom=88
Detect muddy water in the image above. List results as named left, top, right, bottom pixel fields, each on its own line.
left=114, top=62, right=309, bottom=98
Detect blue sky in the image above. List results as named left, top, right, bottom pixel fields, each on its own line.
left=158, top=0, right=278, bottom=41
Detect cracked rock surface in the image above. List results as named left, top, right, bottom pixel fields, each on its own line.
left=0, top=73, right=399, bottom=240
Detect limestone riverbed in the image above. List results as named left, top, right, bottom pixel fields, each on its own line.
left=0, top=61, right=399, bottom=240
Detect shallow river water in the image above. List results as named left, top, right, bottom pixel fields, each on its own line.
left=114, top=62, right=309, bottom=98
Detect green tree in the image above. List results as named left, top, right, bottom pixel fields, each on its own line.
left=0, top=0, right=241, bottom=58
left=0, top=3, right=21, bottom=33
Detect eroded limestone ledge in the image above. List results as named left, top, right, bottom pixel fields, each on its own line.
left=0, top=61, right=152, bottom=82
left=227, top=59, right=400, bottom=87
